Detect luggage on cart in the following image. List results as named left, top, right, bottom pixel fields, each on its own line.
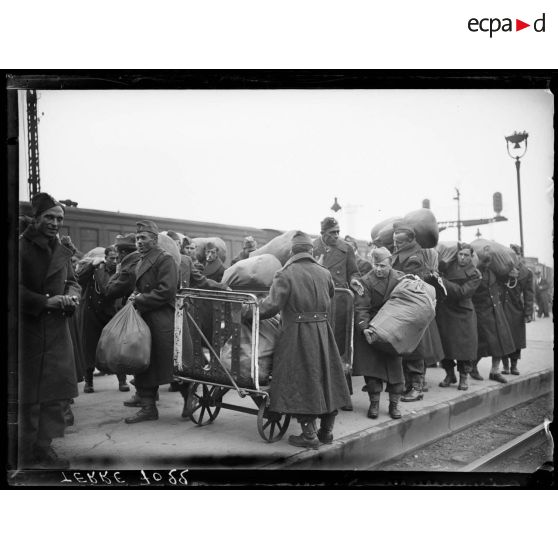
left=471, top=239, right=519, bottom=277
left=249, top=230, right=299, bottom=265
left=368, top=275, right=436, bottom=356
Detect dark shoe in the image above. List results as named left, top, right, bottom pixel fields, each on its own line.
left=317, top=413, right=335, bottom=444
left=439, top=370, right=457, bottom=387
left=401, top=388, right=423, bottom=402
left=84, top=382, right=94, bottom=394
left=64, top=406, right=75, bottom=427
left=317, top=430, right=333, bottom=444
left=388, top=402, right=402, bottom=419
left=457, top=372, right=469, bottom=391
left=119, top=382, right=130, bottom=392
left=489, top=372, right=508, bottom=384
left=501, top=368, right=511, bottom=375
left=288, top=420, right=319, bottom=449
left=34, top=446, right=70, bottom=469
left=469, top=368, right=484, bottom=381
left=123, top=393, right=142, bottom=407
left=341, top=404, right=353, bottom=411
left=125, top=405, right=159, bottom=424
left=511, top=368, right=520, bottom=376
left=367, top=400, right=380, bottom=419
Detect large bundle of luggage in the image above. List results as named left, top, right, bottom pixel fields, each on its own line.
left=222, top=254, right=282, bottom=290
left=220, top=316, right=281, bottom=385
left=371, top=208, right=439, bottom=250
left=368, top=275, right=436, bottom=356
left=158, top=233, right=181, bottom=268
left=192, top=237, right=228, bottom=264
left=248, top=230, right=299, bottom=265
left=471, top=239, right=519, bottom=276
left=370, top=216, right=401, bottom=250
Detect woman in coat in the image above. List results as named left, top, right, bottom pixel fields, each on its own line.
left=125, top=220, right=178, bottom=424
left=471, top=251, right=516, bottom=383
left=254, top=231, right=351, bottom=448
left=19, top=193, right=80, bottom=468
left=436, top=244, right=482, bottom=390
left=501, top=248, right=534, bottom=375
left=353, top=248, right=405, bottom=420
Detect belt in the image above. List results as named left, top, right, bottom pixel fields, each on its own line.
left=293, top=312, right=329, bottom=323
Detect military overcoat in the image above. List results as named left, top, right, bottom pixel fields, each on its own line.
left=132, top=246, right=177, bottom=388
left=436, top=260, right=481, bottom=361
left=502, top=263, right=534, bottom=352
left=258, top=253, right=351, bottom=415
left=353, top=269, right=405, bottom=384
left=203, top=259, right=226, bottom=282
left=19, top=226, right=80, bottom=404
left=472, top=268, right=515, bottom=358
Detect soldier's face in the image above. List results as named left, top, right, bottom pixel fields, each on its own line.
left=185, top=243, right=196, bottom=257
left=136, top=232, right=157, bottom=254
left=35, top=205, right=64, bottom=238
left=393, top=232, right=412, bottom=250
left=206, top=248, right=217, bottom=262
left=105, top=250, right=119, bottom=272
left=457, top=249, right=472, bottom=267
left=322, top=229, right=340, bottom=246
left=372, top=261, right=391, bottom=278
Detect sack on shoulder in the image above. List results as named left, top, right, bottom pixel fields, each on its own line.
left=96, top=303, right=151, bottom=375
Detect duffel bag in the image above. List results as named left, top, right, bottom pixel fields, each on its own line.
left=223, top=253, right=282, bottom=290
left=368, top=275, right=436, bottom=355
left=96, top=303, right=151, bottom=375
left=249, top=230, right=298, bottom=265
left=158, top=233, right=181, bottom=269
left=403, top=208, right=439, bottom=249
left=371, top=216, right=401, bottom=249
left=471, top=239, right=518, bottom=277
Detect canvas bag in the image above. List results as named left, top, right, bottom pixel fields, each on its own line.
left=96, top=303, right=151, bottom=374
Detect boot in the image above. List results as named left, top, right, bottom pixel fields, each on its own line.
left=439, top=366, right=457, bottom=387
left=388, top=394, right=402, bottom=419
left=510, top=358, right=520, bottom=375
left=125, top=397, right=158, bottom=423
left=401, top=387, right=423, bottom=402
left=469, top=363, right=484, bottom=381
left=501, top=357, right=510, bottom=375
left=489, top=358, right=507, bottom=384
left=84, top=381, right=94, bottom=393
left=117, top=373, right=130, bottom=392
left=33, top=445, right=70, bottom=469
left=123, top=392, right=142, bottom=407
left=288, top=419, right=319, bottom=449
left=317, top=413, right=336, bottom=444
left=63, top=401, right=74, bottom=427
left=367, top=393, right=380, bottom=419
left=457, top=372, right=468, bottom=391
left=422, top=372, right=429, bottom=392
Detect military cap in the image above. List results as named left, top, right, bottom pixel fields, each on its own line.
left=458, top=242, right=473, bottom=253
left=205, top=242, right=217, bottom=251
left=136, top=220, right=159, bottom=235
left=392, top=219, right=414, bottom=235
left=115, top=233, right=137, bottom=250
left=291, top=230, right=313, bottom=247
left=320, top=217, right=340, bottom=233
left=370, top=246, right=392, bottom=263
left=243, top=236, right=257, bottom=249
left=31, top=192, right=64, bottom=217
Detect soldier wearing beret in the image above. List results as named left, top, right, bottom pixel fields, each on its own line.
left=313, top=217, right=363, bottom=411
left=18, top=193, right=81, bottom=468
left=354, top=248, right=405, bottom=419
left=124, top=220, right=178, bottom=423
left=391, top=219, right=444, bottom=402
left=250, top=231, right=352, bottom=448
left=231, top=236, right=258, bottom=265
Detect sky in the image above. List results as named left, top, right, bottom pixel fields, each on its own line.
left=18, top=88, right=554, bottom=266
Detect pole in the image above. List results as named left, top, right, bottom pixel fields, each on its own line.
left=515, top=158, right=524, bottom=254
left=454, top=187, right=462, bottom=241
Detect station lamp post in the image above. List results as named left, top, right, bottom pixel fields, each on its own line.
left=505, top=130, right=528, bottom=254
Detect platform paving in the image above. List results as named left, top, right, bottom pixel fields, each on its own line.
left=50, top=316, right=553, bottom=470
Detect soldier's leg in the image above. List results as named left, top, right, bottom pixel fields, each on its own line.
left=456, top=361, right=469, bottom=391
left=317, top=410, right=338, bottom=444
left=439, top=358, right=457, bottom=387
left=364, top=376, right=382, bottom=419
left=117, top=373, right=130, bottom=392
left=489, top=357, right=507, bottom=384
left=501, top=356, right=511, bottom=374
left=125, top=386, right=159, bottom=424
left=84, top=366, right=95, bottom=393
left=288, top=415, right=319, bottom=449
left=469, top=358, right=484, bottom=381
left=401, top=359, right=424, bottom=402
left=387, top=382, right=404, bottom=419
left=18, top=402, right=40, bottom=468
left=509, top=349, right=521, bottom=375
left=34, top=401, right=69, bottom=469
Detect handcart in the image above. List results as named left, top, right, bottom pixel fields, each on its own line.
left=172, top=287, right=354, bottom=443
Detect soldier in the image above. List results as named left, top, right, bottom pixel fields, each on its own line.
left=391, top=220, right=444, bottom=401
left=501, top=244, right=535, bottom=375
left=534, top=270, right=551, bottom=318
left=436, top=243, right=482, bottom=390
left=471, top=250, right=516, bottom=383
left=203, top=242, right=226, bottom=282
left=19, top=192, right=81, bottom=468
left=312, top=217, right=363, bottom=411
left=231, top=236, right=258, bottom=265
left=344, top=235, right=372, bottom=276
left=248, top=231, right=352, bottom=448
left=354, top=247, right=405, bottom=419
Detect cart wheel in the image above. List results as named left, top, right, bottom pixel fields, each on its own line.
left=257, top=400, right=290, bottom=442
left=186, top=383, right=223, bottom=426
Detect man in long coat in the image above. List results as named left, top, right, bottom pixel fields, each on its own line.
left=534, top=270, right=551, bottom=318
left=501, top=245, right=534, bottom=375
left=19, top=193, right=80, bottom=468
left=125, top=220, right=178, bottom=423
left=471, top=251, right=516, bottom=383
left=436, top=243, right=482, bottom=390
left=354, top=248, right=405, bottom=420
left=254, top=231, right=351, bottom=449
left=391, top=220, right=444, bottom=401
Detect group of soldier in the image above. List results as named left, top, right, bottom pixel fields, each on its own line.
left=18, top=191, right=542, bottom=465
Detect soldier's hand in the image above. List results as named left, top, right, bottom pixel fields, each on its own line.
left=46, top=295, right=78, bottom=310
left=218, top=283, right=232, bottom=291
left=363, top=328, right=375, bottom=345
left=350, top=279, right=364, bottom=297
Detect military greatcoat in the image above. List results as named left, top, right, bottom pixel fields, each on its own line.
left=258, top=253, right=351, bottom=416
left=353, top=269, right=405, bottom=384
left=132, top=246, right=178, bottom=388
left=19, top=226, right=80, bottom=404
left=502, top=262, right=534, bottom=352
left=436, top=260, right=482, bottom=361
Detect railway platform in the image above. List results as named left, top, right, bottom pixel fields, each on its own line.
left=47, top=316, right=553, bottom=471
